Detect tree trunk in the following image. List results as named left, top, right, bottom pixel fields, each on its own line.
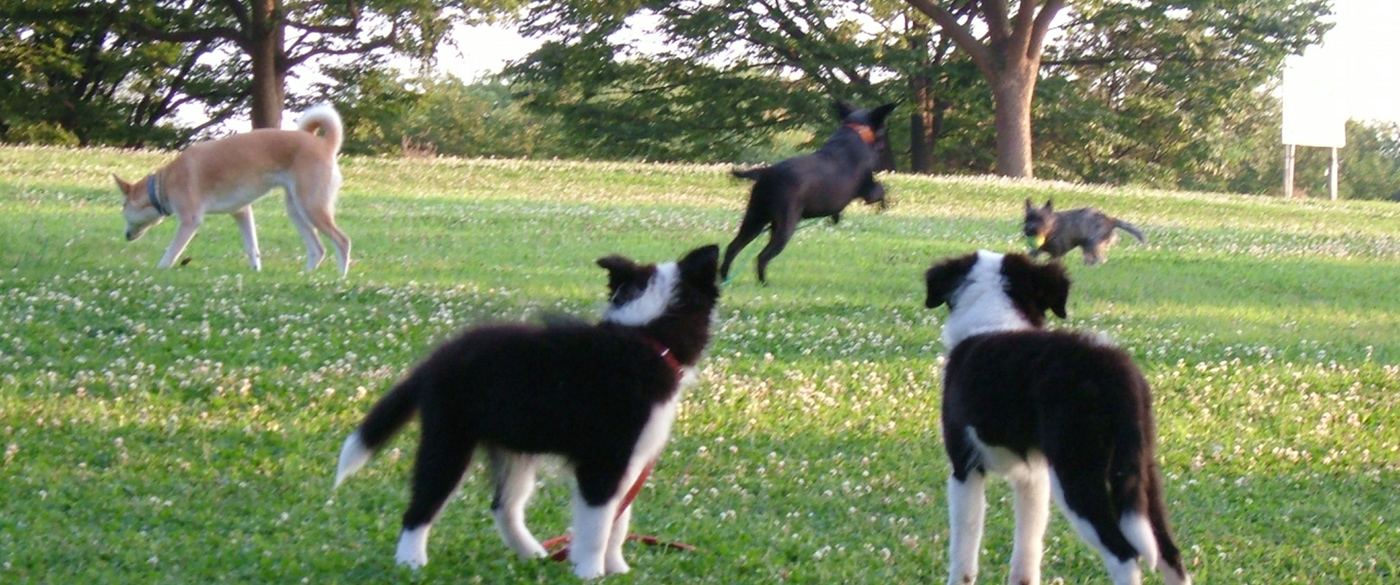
left=902, top=0, right=1062, bottom=179
left=249, top=0, right=286, bottom=129
left=906, top=17, right=936, bottom=174
left=910, top=71, right=937, bottom=174
left=990, top=60, right=1036, bottom=178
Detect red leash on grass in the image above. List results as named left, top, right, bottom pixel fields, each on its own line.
left=540, top=460, right=698, bottom=560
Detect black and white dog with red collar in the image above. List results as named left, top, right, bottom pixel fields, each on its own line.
left=923, top=250, right=1191, bottom=585
left=335, top=244, right=721, bottom=578
left=720, top=101, right=897, bottom=284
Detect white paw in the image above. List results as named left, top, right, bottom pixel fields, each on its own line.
left=573, top=558, right=606, bottom=579
left=515, top=541, right=547, bottom=560
left=395, top=549, right=427, bottom=570
left=395, top=526, right=429, bottom=569
left=605, top=554, right=630, bottom=575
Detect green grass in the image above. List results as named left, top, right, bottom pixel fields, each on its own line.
left=1, top=145, right=1398, bottom=584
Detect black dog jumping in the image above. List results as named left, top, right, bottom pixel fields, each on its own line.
left=720, top=102, right=897, bottom=284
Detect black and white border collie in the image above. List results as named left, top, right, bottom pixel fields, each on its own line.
left=334, top=244, right=721, bottom=579
left=923, top=250, right=1191, bottom=585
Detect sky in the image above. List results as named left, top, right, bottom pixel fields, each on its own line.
left=436, top=0, right=1400, bottom=125
left=1324, top=0, right=1400, bottom=124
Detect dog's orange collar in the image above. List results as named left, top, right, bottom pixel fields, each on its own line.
left=845, top=123, right=877, bottom=145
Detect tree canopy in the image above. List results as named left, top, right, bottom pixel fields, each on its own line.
left=506, top=0, right=1331, bottom=179
left=1, top=0, right=510, bottom=143
left=4, top=0, right=1395, bottom=199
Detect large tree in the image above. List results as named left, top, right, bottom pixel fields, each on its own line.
left=904, top=0, right=1330, bottom=178
left=3, top=0, right=501, bottom=136
left=0, top=1, right=235, bottom=145
left=121, top=0, right=466, bottom=129
left=904, top=0, right=1061, bottom=177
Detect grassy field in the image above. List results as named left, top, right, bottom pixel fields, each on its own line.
left=1, top=145, right=1397, bottom=584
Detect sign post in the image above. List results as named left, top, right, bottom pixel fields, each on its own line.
left=1281, top=50, right=1346, bottom=200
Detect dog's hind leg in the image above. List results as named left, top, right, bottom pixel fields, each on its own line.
left=721, top=211, right=769, bottom=282
left=946, top=471, right=987, bottom=585
left=1048, top=468, right=1144, bottom=585
left=1086, top=231, right=1118, bottom=265
left=304, top=204, right=352, bottom=277
left=488, top=448, right=546, bottom=559
left=230, top=207, right=261, bottom=271
left=297, top=166, right=351, bottom=276
left=396, top=425, right=476, bottom=569
left=754, top=215, right=799, bottom=284
left=1008, top=456, right=1051, bottom=585
left=284, top=191, right=326, bottom=271
left=1082, top=247, right=1102, bottom=266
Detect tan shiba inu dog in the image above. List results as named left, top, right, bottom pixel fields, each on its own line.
left=114, top=104, right=352, bottom=276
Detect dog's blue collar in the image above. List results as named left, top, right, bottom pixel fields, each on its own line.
left=146, top=174, right=171, bottom=216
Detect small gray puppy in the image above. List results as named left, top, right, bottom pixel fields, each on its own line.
left=1022, top=199, right=1146, bottom=265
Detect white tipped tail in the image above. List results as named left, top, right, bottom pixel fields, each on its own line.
left=296, top=103, right=343, bottom=154
left=335, top=431, right=372, bottom=488
left=1120, top=511, right=1160, bottom=572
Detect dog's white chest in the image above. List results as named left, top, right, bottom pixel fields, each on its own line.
left=632, top=387, right=684, bottom=465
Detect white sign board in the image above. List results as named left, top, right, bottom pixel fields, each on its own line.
left=1282, top=51, right=1347, bottom=147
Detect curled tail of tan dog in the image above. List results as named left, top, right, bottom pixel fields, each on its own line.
left=297, top=104, right=344, bottom=155
left=1114, top=219, right=1147, bottom=244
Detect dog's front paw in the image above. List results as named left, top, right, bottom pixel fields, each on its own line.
left=516, top=540, right=547, bottom=560
left=395, top=527, right=429, bottom=570
left=605, top=553, right=630, bottom=575
left=395, top=549, right=428, bottom=570
left=572, top=558, right=606, bottom=579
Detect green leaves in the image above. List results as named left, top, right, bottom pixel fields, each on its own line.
left=506, top=0, right=908, bottom=163
left=1034, top=0, right=1337, bottom=192
left=0, top=0, right=517, bottom=145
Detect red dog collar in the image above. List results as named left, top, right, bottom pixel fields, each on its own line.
left=642, top=335, right=682, bottom=372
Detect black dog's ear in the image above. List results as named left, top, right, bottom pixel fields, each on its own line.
left=1024, top=198, right=1035, bottom=213
left=1043, top=199, right=1054, bottom=212
left=834, top=102, right=856, bottom=121
left=597, top=255, right=638, bottom=274
left=924, top=253, right=978, bottom=309
left=597, top=255, right=645, bottom=293
left=678, top=244, right=720, bottom=285
left=1001, top=253, right=1071, bottom=322
left=869, top=102, right=899, bottom=129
